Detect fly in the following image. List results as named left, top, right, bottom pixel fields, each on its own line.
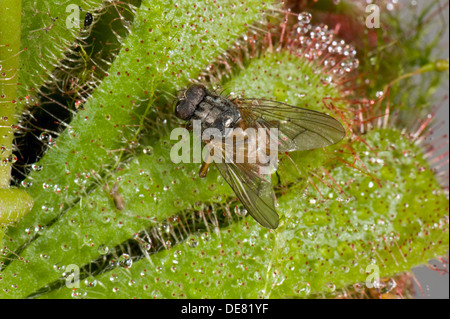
left=174, top=84, right=345, bottom=229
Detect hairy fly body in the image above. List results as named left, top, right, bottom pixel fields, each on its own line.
left=174, top=84, right=345, bottom=229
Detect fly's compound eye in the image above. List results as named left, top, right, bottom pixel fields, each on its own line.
left=175, top=84, right=207, bottom=120
left=175, top=100, right=196, bottom=120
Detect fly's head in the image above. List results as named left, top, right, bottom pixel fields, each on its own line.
left=175, top=84, right=207, bottom=121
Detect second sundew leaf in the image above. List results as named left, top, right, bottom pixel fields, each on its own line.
left=0, top=137, right=234, bottom=298
left=40, top=127, right=449, bottom=299
left=4, top=0, right=272, bottom=255
left=225, top=51, right=348, bottom=112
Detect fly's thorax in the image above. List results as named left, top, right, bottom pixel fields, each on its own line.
left=190, top=93, right=241, bottom=137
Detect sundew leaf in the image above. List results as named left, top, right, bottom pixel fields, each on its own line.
left=0, top=0, right=273, bottom=298
left=2, top=0, right=140, bottom=241
left=38, top=51, right=449, bottom=298
left=17, top=0, right=105, bottom=103
left=40, top=127, right=449, bottom=299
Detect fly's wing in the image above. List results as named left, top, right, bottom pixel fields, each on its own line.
left=208, top=137, right=279, bottom=229
left=215, top=161, right=279, bottom=229
left=237, top=99, right=346, bottom=152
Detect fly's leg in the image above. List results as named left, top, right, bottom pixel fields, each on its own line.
left=236, top=119, right=248, bottom=130
left=199, top=139, right=214, bottom=178
left=199, top=160, right=212, bottom=178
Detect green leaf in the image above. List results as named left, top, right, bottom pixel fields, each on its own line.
left=37, top=127, right=448, bottom=299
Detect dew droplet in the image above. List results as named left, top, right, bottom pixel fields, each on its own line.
left=118, top=254, right=133, bottom=269
left=350, top=58, right=360, bottom=69
left=324, top=57, right=336, bottom=67
left=71, top=288, right=87, bottom=299
left=83, top=235, right=95, bottom=247
left=187, top=238, right=198, bottom=248
left=293, top=281, right=311, bottom=296
left=39, top=132, right=55, bottom=146
left=174, top=199, right=184, bottom=208
left=21, top=180, right=32, bottom=188
left=87, top=201, right=97, bottom=210
left=128, top=139, right=140, bottom=150
left=142, top=242, right=152, bottom=252
left=325, top=282, right=336, bottom=292
left=143, top=146, right=153, bottom=155
left=35, top=224, right=45, bottom=235
left=31, top=164, right=43, bottom=171
left=298, top=12, right=312, bottom=24
left=68, top=218, right=79, bottom=227
left=61, top=242, right=72, bottom=251
left=321, top=76, right=333, bottom=85
left=84, top=277, right=98, bottom=288
left=68, top=128, right=75, bottom=138
left=97, top=244, right=110, bottom=255
left=110, top=273, right=118, bottom=282
left=201, top=232, right=211, bottom=242
left=53, top=263, right=65, bottom=272
left=41, top=204, right=54, bottom=214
